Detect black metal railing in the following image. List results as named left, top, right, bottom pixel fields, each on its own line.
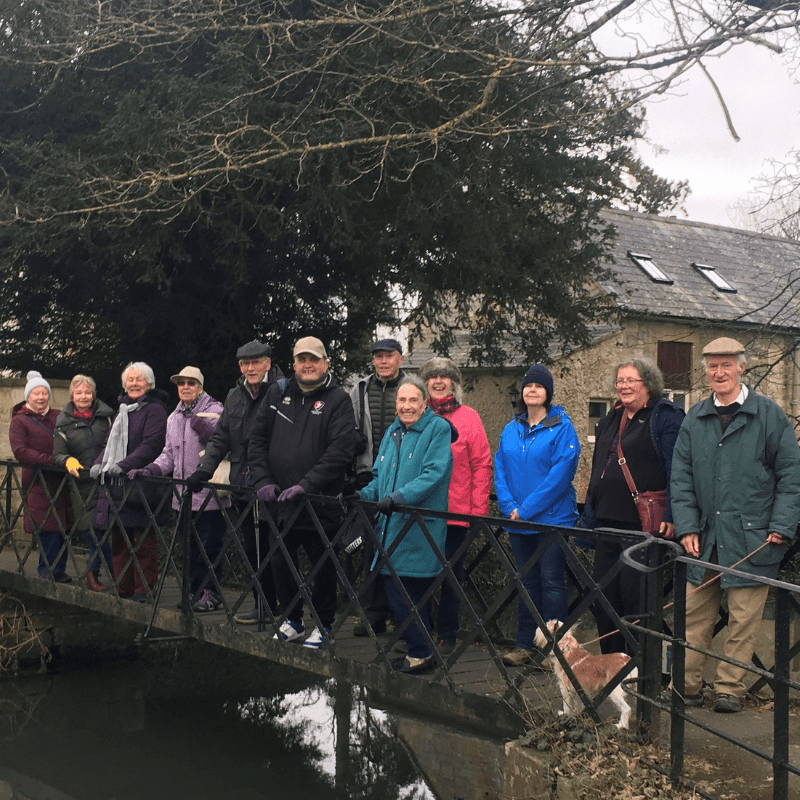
left=1, top=459, right=798, bottom=798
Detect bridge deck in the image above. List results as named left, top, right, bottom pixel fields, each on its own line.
left=0, top=549, right=560, bottom=736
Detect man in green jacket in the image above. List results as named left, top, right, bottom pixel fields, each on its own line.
left=670, top=337, right=800, bottom=713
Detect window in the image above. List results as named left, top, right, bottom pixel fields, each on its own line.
left=692, top=263, right=737, bottom=293
left=628, top=251, right=673, bottom=284
left=658, top=341, right=692, bottom=392
left=588, top=399, right=610, bottom=442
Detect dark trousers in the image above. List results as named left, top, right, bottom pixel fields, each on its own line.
left=37, top=530, right=68, bottom=577
left=112, top=526, right=158, bottom=597
left=357, top=530, right=394, bottom=626
left=189, top=509, right=226, bottom=595
left=591, top=519, right=643, bottom=655
left=236, top=500, right=277, bottom=610
left=271, top=525, right=337, bottom=629
left=435, top=524, right=467, bottom=640
left=382, top=574, right=435, bottom=659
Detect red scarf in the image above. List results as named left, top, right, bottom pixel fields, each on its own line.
left=428, top=395, right=460, bottom=417
left=73, top=409, right=93, bottom=420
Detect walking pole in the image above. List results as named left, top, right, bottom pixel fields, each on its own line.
left=254, top=497, right=263, bottom=632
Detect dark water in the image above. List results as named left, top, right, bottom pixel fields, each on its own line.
left=0, top=645, right=435, bottom=800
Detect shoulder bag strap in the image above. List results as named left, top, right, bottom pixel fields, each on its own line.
left=616, top=411, right=640, bottom=498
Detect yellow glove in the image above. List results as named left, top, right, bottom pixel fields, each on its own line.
left=65, top=457, right=84, bottom=477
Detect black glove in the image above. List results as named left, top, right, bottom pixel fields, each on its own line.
left=185, top=468, right=212, bottom=493
left=375, top=496, right=395, bottom=516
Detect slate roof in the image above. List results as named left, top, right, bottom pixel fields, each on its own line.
left=598, top=209, right=800, bottom=331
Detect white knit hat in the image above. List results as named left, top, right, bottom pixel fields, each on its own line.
left=24, top=371, right=51, bottom=401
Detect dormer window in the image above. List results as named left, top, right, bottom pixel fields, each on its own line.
left=692, top=263, right=737, bottom=293
left=628, top=252, right=673, bottom=284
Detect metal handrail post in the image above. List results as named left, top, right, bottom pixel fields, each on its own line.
left=670, top=557, right=687, bottom=787
left=773, top=588, right=790, bottom=800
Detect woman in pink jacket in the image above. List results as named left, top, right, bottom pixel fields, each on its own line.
left=419, top=358, right=493, bottom=654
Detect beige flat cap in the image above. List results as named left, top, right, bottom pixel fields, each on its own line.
left=701, top=337, right=745, bottom=357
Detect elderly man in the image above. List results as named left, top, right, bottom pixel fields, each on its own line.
left=186, top=341, right=284, bottom=623
left=670, top=337, right=800, bottom=713
left=248, top=336, right=356, bottom=648
left=349, top=338, right=407, bottom=635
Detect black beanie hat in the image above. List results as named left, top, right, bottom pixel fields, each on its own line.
left=521, top=364, right=554, bottom=406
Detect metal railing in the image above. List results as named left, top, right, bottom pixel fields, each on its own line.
left=1, top=459, right=798, bottom=798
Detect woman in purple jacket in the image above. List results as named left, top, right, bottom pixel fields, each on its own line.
left=128, top=366, right=230, bottom=612
left=91, top=362, right=168, bottom=601
left=9, top=371, right=71, bottom=581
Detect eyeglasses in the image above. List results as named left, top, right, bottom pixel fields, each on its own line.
left=176, top=380, right=198, bottom=387
left=614, top=379, right=644, bottom=387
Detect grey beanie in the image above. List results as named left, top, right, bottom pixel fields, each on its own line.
left=24, top=370, right=51, bottom=401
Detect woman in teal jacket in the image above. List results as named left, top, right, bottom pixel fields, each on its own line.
left=361, top=376, right=453, bottom=674
left=494, top=365, right=580, bottom=666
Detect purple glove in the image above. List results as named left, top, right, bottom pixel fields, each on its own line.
left=127, top=465, right=161, bottom=480
left=278, top=484, right=306, bottom=503
left=257, top=484, right=280, bottom=503
left=189, top=415, right=216, bottom=442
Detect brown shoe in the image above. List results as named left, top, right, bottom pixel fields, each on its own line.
left=502, top=648, right=534, bottom=667
left=86, top=572, right=107, bottom=592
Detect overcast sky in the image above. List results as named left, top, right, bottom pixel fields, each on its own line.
left=635, top=42, right=800, bottom=229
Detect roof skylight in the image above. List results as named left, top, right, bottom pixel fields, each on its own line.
left=627, top=252, right=673, bottom=284
left=692, top=263, right=737, bottom=293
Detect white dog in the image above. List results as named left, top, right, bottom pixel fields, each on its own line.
left=533, top=620, right=637, bottom=730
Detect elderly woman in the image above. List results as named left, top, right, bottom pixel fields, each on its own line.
left=128, top=366, right=229, bottom=612
left=53, top=375, right=115, bottom=591
left=584, top=358, right=684, bottom=654
left=360, top=375, right=453, bottom=675
left=91, top=362, right=169, bottom=601
left=495, top=365, right=581, bottom=667
left=419, top=357, right=492, bottom=655
left=9, top=371, right=71, bottom=581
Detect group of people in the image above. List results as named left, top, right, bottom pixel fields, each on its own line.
left=9, top=334, right=799, bottom=698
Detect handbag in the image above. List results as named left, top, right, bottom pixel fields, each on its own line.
left=616, top=413, right=668, bottom=537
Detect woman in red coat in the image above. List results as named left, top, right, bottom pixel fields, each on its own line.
left=9, top=371, right=72, bottom=581
left=419, top=358, right=493, bottom=654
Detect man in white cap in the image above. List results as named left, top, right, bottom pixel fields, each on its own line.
left=670, top=337, right=800, bottom=712
left=248, top=336, right=356, bottom=649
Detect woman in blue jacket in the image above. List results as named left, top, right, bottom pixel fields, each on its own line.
left=360, top=376, right=453, bottom=675
left=495, top=365, right=580, bottom=667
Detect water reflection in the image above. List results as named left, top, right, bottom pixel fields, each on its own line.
left=0, top=647, right=434, bottom=800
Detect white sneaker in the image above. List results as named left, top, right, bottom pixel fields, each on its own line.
left=273, top=620, right=305, bottom=642
left=303, top=626, right=333, bottom=649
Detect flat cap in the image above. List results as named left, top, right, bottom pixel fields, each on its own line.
left=293, top=336, right=328, bottom=359
left=170, top=366, right=204, bottom=387
left=236, top=340, right=272, bottom=360
left=371, top=338, right=403, bottom=354
left=702, top=337, right=745, bottom=357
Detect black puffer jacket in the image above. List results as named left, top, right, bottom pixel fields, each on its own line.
left=199, top=365, right=284, bottom=490
left=249, top=372, right=356, bottom=528
left=53, top=399, right=115, bottom=528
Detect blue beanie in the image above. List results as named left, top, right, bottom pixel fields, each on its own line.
left=521, top=365, right=553, bottom=406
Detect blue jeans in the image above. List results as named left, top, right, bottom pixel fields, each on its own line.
left=508, top=531, right=568, bottom=650
left=382, top=574, right=435, bottom=659
left=83, top=529, right=112, bottom=574
left=190, top=509, right=226, bottom=595
left=37, top=531, right=68, bottom=577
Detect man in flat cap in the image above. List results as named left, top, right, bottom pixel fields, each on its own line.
left=669, top=337, right=800, bottom=712
left=187, top=340, right=284, bottom=623
left=248, top=336, right=356, bottom=649
left=348, top=338, right=407, bottom=635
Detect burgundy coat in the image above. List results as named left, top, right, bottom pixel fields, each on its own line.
left=9, top=402, right=71, bottom=535
left=94, top=389, right=169, bottom=528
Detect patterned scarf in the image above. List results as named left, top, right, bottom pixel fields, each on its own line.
left=428, top=395, right=460, bottom=417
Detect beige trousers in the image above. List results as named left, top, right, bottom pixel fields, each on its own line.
left=683, top=567, right=769, bottom=698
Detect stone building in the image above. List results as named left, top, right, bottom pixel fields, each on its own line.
left=405, top=209, right=800, bottom=498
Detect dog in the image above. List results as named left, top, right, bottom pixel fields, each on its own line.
left=533, top=620, right=637, bottom=730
